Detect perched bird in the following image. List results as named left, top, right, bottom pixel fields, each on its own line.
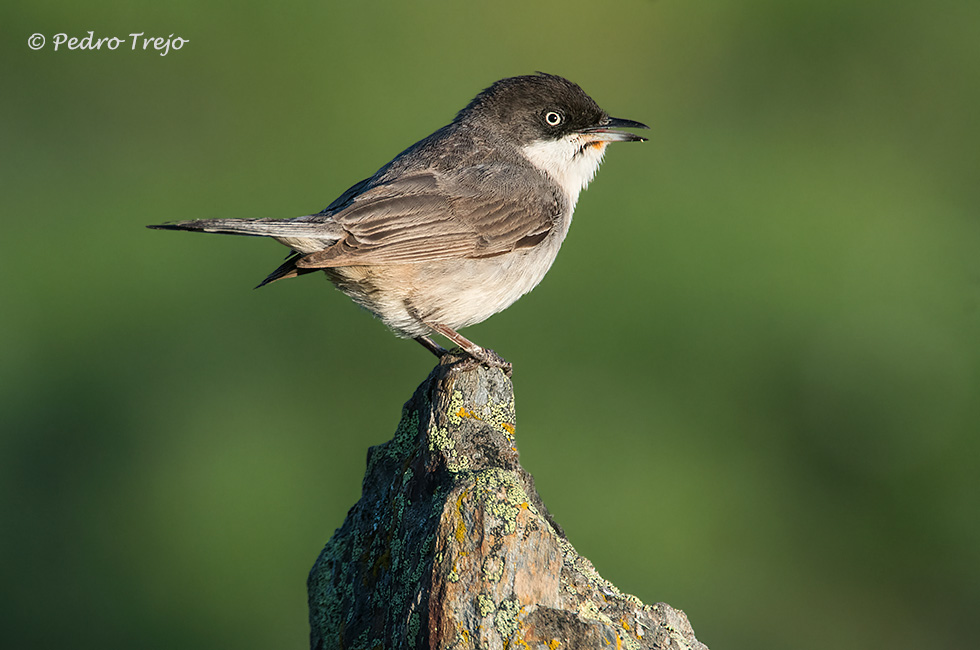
left=149, top=73, right=647, bottom=372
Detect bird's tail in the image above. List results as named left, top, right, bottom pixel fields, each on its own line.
left=148, top=218, right=338, bottom=288
left=147, top=218, right=330, bottom=239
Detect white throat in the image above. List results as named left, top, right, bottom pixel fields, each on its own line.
left=521, top=136, right=608, bottom=209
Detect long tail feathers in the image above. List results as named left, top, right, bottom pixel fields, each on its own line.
left=149, top=218, right=332, bottom=288
left=147, top=218, right=333, bottom=239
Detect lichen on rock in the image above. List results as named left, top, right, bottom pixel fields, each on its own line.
left=308, top=355, right=709, bottom=650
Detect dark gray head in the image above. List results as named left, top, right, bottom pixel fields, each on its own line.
left=454, top=73, right=648, bottom=146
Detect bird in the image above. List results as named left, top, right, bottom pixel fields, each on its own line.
left=149, top=73, right=647, bottom=373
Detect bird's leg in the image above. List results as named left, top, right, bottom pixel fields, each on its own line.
left=425, top=322, right=513, bottom=376
left=414, top=335, right=448, bottom=358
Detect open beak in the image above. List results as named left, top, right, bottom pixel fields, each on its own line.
left=580, top=117, right=649, bottom=142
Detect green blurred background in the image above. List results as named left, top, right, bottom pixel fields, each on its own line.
left=3, top=1, right=978, bottom=648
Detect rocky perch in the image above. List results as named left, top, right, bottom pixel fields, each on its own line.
left=308, top=355, right=709, bottom=650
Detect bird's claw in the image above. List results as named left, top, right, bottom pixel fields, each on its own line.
left=449, top=347, right=513, bottom=377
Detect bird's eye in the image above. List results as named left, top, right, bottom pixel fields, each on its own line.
left=544, top=111, right=563, bottom=126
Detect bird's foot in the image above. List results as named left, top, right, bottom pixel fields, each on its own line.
left=452, top=346, right=513, bottom=377
left=416, top=326, right=513, bottom=376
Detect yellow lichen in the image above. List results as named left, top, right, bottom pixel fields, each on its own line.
left=454, top=490, right=469, bottom=550
left=482, top=555, right=505, bottom=583
left=447, top=390, right=466, bottom=426
left=477, top=594, right=495, bottom=617
left=471, top=467, right=529, bottom=535
left=456, top=407, right=483, bottom=421
left=428, top=423, right=454, bottom=452
left=494, top=598, right=520, bottom=638
left=447, top=455, right=471, bottom=473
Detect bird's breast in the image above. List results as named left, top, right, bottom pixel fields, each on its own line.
left=323, top=221, right=571, bottom=337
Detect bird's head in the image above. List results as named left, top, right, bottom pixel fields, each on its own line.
left=456, top=73, right=648, bottom=203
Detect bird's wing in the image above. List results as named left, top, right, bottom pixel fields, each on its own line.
left=293, top=168, right=559, bottom=269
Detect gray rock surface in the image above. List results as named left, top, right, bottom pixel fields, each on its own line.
left=309, top=356, right=709, bottom=650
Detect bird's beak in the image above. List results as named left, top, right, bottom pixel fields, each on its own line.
left=579, top=117, right=649, bottom=142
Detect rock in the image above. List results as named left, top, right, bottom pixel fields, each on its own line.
left=308, top=356, right=709, bottom=650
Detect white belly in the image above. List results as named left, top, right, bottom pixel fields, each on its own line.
left=324, top=223, right=569, bottom=338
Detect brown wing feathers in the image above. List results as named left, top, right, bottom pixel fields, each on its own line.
left=290, top=172, right=557, bottom=269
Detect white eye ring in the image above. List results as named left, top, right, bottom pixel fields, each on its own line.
left=545, top=111, right=563, bottom=126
